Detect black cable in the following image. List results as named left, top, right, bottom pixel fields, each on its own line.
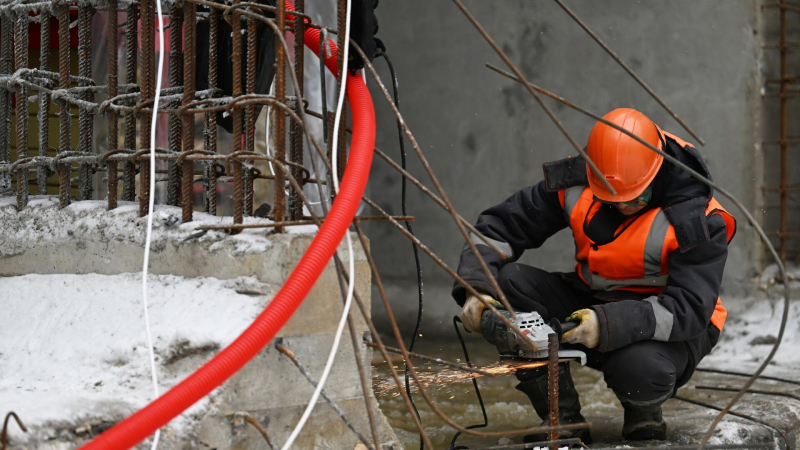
left=378, top=49, right=426, bottom=450
left=450, top=316, right=489, bottom=450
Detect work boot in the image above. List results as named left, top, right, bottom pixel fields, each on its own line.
left=514, top=363, right=593, bottom=445
left=620, top=402, right=667, bottom=441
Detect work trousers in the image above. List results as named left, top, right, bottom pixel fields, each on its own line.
left=498, top=263, right=691, bottom=406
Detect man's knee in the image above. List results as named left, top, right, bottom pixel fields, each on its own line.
left=602, top=342, right=679, bottom=404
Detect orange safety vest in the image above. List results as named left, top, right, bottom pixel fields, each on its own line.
left=558, top=186, right=736, bottom=331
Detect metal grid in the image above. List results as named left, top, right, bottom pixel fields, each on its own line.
left=0, top=0, right=328, bottom=229
left=0, top=1, right=795, bottom=449
left=761, top=1, right=800, bottom=264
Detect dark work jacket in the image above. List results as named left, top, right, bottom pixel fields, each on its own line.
left=452, top=136, right=733, bottom=367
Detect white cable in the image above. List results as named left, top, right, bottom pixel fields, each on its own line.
left=280, top=0, right=353, bottom=447
left=142, top=1, right=166, bottom=449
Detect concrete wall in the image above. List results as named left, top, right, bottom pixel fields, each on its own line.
left=361, top=0, right=764, bottom=337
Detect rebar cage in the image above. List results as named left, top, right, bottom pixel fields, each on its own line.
left=0, top=0, right=349, bottom=232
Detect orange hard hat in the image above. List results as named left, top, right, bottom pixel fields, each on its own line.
left=586, top=108, right=665, bottom=203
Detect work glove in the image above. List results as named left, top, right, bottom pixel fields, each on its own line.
left=562, top=309, right=600, bottom=348
left=460, top=294, right=494, bottom=334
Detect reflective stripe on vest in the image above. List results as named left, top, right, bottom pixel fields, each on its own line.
left=580, top=263, right=669, bottom=291
left=644, top=211, right=670, bottom=277
left=562, top=186, right=584, bottom=224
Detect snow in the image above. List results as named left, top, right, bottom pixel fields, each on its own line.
left=703, top=265, right=800, bottom=375
left=705, top=299, right=800, bottom=371
left=0, top=196, right=317, bottom=259
left=0, top=272, right=271, bottom=444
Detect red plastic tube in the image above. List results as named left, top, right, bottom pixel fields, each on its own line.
left=81, top=24, right=375, bottom=450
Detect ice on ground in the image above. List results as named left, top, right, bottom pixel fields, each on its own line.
left=0, top=272, right=270, bottom=444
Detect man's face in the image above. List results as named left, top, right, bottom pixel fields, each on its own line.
left=593, top=184, right=653, bottom=215
left=614, top=202, right=647, bottom=216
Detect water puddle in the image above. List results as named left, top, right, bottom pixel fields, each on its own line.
left=371, top=338, right=613, bottom=449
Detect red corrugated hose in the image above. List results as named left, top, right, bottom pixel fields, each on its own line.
left=81, top=14, right=375, bottom=450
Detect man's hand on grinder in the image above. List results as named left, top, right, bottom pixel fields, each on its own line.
left=562, top=309, right=600, bottom=348
left=460, top=294, right=494, bottom=333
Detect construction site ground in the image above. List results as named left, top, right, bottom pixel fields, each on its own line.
left=372, top=284, right=800, bottom=449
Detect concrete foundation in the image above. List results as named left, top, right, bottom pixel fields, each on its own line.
left=0, top=197, right=399, bottom=449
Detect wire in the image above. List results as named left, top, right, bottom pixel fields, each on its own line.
left=280, top=0, right=354, bottom=447
left=141, top=0, right=166, bottom=448
left=449, top=317, right=488, bottom=450
left=378, top=49, right=425, bottom=450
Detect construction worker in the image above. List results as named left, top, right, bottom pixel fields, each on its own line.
left=453, top=108, right=735, bottom=443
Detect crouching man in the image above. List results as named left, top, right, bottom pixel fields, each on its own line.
left=453, top=108, right=735, bottom=444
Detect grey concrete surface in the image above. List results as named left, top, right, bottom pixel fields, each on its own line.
left=360, top=0, right=767, bottom=336
left=0, top=198, right=398, bottom=449
left=374, top=338, right=800, bottom=449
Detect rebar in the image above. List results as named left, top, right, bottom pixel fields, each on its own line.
left=231, top=0, right=244, bottom=227
left=547, top=333, right=559, bottom=447
left=695, top=368, right=800, bottom=386
left=37, top=10, right=51, bottom=196
left=77, top=2, right=94, bottom=200
left=675, top=395, right=789, bottom=449
left=276, top=156, right=430, bottom=447
left=1, top=412, right=27, bottom=450
left=243, top=17, right=256, bottom=217
left=203, top=0, right=219, bottom=214
left=56, top=7, right=74, bottom=208
left=197, top=215, right=414, bottom=231
left=167, top=3, right=183, bottom=207
left=0, top=15, right=11, bottom=192
left=138, top=0, right=154, bottom=217
left=182, top=1, right=196, bottom=223
left=551, top=0, right=705, bottom=146
left=15, top=11, right=30, bottom=210
left=330, top=260, right=382, bottom=450
left=779, top=0, right=789, bottom=263
left=289, top=0, right=304, bottom=220
left=273, top=0, right=286, bottom=231
left=694, top=385, right=800, bottom=402
left=275, top=344, right=376, bottom=450
left=239, top=414, right=275, bottom=450
left=450, top=0, right=616, bottom=198
left=107, top=0, right=118, bottom=209
left=350, top=40, right=526, bottom=334
left=335, top=0, right=346, bottom=185
left=320, top=28, right=331, bottom=203
left=122, top=3, right=138, bottom=202
left=363, top=341, right=496, bottom=377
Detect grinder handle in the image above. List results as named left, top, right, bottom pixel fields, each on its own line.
left=561, top=320, right=579, bottom=333
left=549, top=318, right=579, bottom=341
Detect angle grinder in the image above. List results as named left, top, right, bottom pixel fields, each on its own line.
left=480, top=309, right=587, bottom=365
